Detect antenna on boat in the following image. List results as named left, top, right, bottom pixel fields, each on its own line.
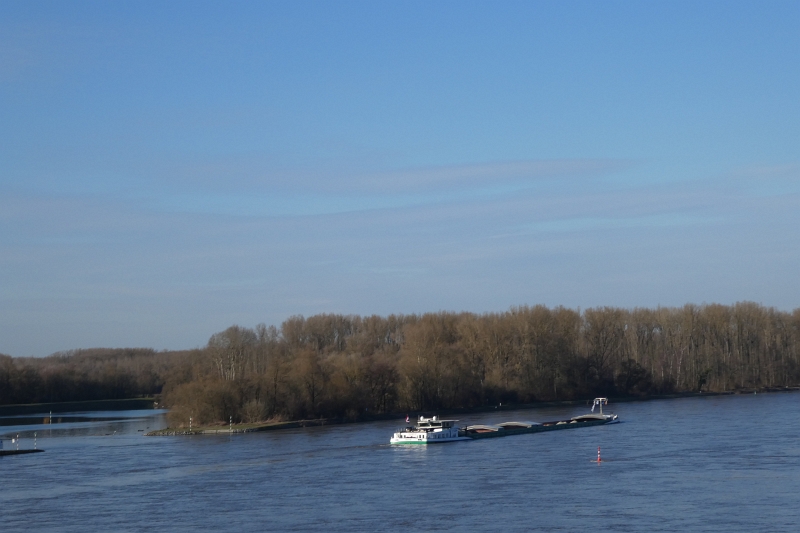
left=592, top=398, right=608, bottom=414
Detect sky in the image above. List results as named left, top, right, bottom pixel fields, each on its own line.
left=1, top=1, right=798, bottom=356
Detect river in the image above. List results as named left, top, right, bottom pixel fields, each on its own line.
left=1, top=392, right=799, bottom=532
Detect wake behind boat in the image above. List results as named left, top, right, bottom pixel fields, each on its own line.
left=390, top=398, right=619, bottom=444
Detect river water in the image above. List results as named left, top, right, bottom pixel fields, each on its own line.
left=1, top=392, right=799, bottom=532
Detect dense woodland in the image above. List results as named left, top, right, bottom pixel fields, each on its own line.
left=2, top=303, right=800, bottom=426
left=0, top=348, right=180, bottom=405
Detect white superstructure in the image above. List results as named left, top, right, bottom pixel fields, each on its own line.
left=570, top=397, right=619, bottom=424
left=390, top=415, right=470, bottom=445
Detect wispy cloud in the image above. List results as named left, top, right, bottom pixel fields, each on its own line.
left=341, top=159, right=630, bottom=193
left=2, top=158, right=798, bottom=355
left=142, top=158, right=632, bottom=217
left=512, top=213, right=721, bottom=236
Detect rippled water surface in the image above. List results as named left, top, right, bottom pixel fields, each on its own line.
left=2, top=392, right=799, bottom=532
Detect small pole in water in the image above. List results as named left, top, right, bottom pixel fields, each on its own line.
left=16, top=433, right=19, bottom=451
left=597, top=446, right=602, bottom=463
left=189, top=416, right=192, bottom=432
left=34, top=432, right=37, bottom=450
left=229, top=416, right=232, bottom=434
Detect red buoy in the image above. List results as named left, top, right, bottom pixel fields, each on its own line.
left=597, top=446, right=602, bottom=463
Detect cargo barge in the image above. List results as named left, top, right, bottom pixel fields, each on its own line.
left=390, top=398, right=618, bottom=444
left=0, top=436, right=44, bottom=456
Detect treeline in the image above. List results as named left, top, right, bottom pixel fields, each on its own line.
left=162, top=302, right=800, bottom=426
left=3, top=303, right=800, bottom=426
left=0, top=348, right=188, bottom=405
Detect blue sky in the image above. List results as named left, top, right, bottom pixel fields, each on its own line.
left=1, top=1, right=798, bottom=356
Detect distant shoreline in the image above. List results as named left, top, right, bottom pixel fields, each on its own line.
left=0, top=398, right=158, bottom=417
left=144, top=386, right=800, bottom=436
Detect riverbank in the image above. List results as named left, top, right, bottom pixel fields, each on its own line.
left=0, top=398, right=158, bottom=417
left=145, top=386, right=800, bottom=436
left=146, top=418, right=340, bottom=436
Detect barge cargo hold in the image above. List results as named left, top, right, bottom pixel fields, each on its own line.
left=465, top=397, right=618, bottom=440
left=390, top=398, right=619, bottom=445
left=464, top=416, right=611, bottom=439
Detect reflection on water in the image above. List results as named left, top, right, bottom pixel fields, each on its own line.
left=1, top=394, right=799, bottom=532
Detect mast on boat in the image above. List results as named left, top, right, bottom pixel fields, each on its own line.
left=592, top=397, right=608, bottom=415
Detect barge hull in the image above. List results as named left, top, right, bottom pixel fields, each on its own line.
left=464, top=418, right=611, bottom=439
left=0, top=449, right=45, bottom=457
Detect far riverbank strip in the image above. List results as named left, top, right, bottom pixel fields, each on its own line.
left=0, top=398, right=158, bottom=417
left=144, top=386, right=799, bottom=436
